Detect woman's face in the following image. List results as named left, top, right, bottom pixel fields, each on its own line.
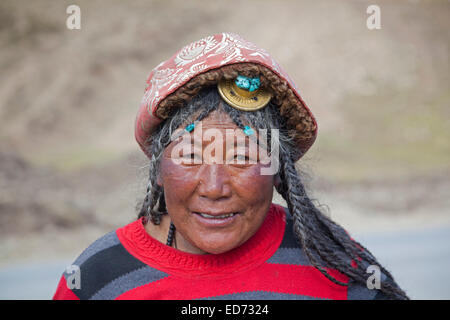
left=158, top=110, right=275, bottom=254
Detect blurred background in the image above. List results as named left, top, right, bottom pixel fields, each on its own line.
left=0, top=0, right=449, bottom=299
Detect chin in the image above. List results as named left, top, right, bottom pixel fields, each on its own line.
left=197, top=237, right=244, bottom=255
left=203, top=245, right=235, bottom=255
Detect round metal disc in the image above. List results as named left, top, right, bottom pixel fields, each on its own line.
left=217, top=79, right=272, bottom=111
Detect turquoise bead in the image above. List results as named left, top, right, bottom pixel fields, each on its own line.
left=235, top=75, right=250, bottom=90
left=248, top=78, right=260, bottom=92
left=243, top=126, right=254, bottom=135
left=185, top=123, right=195, bottom=132
left=235, top=75, right=260, bottom=92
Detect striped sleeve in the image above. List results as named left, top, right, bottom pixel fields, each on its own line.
left=53, top=230, right=168, bottom=300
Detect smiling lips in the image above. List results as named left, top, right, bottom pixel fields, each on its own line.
left=194, top=212, right=239, bottom=219
left=192, top=211, right=240, bottom=227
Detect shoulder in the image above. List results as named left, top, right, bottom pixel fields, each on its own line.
left=72, top=230, right=121, bottom=266
left=54, top=225, right=168, bottom=300
left=274, top=205, right=393, bottom=300
left=347, top=270, right=397, bottom=300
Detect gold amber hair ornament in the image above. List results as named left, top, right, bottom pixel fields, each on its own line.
left=217, top=75, right=273, bottom=111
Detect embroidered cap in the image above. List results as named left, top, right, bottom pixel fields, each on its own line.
left=135, top=33, right=317, bottom=161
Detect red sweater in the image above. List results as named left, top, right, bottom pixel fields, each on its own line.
left=53, top=203, right=384, bottom=300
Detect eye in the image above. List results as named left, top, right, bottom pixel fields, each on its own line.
left=225, top=147, right=258, bottom=166
left=230, top=152, right=258, bottom=167
left=182, top=153, right=194, bottom=159
left=234, top=154, right=249, bottom=161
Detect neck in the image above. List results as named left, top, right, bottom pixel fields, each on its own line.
left=144, top=214, right=207, bottom=255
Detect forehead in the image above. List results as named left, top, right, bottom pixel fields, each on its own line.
left=165, top=109, right=258, bottom=152
left=199, top=110, right=238, bottom=129
left=187, top=109, right=254, bottom=143
left=183, top=109, right=249, bottom=141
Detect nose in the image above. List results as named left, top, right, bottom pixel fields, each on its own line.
left=196, top=164, right=232, bottom=200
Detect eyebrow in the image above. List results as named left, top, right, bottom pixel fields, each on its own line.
left=170, top=127, right=270, bottom=150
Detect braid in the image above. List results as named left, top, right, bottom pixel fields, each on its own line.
left=276, top=150, right=348, bottom=285
left=276, top=148, right=409, bottom=299
left=156, top=190, right=166, bottom=213
left=138, top=148, right=165, bottom=224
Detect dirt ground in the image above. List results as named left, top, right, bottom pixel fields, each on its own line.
left=0, top=0, right=449, bottom=271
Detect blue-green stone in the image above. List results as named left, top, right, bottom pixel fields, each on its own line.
left=243, top=126, right=254, bottom=135
left=185, top=123, right=195, bottom=132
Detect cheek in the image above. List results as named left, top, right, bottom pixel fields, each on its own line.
left=159, top=160, right=198, bottom=202
left=231, top=166, right=274, bottom=203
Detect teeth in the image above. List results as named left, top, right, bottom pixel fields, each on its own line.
left=198, top=212, right=236, bottom=219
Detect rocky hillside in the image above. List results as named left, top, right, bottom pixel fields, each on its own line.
left=0, top=0, right=449, bottom=263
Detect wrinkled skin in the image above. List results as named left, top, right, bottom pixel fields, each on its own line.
left=145, top=110, right=277, bottom=255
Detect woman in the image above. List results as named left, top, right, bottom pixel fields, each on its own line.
left=53, top=33, right=408, bottom=300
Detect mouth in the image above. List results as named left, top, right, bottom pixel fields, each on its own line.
left=192, top=211, right=241, bottom=226
left=193, top=212, right=240, bottom=219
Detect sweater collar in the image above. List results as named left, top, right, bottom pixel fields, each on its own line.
left=116, top=203, right=286, bottom=278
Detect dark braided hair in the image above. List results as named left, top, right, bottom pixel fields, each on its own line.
left=138, top=86, right=409, bottom=300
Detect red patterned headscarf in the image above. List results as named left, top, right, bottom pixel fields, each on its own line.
left=135, top=33, right=317, bottom=160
